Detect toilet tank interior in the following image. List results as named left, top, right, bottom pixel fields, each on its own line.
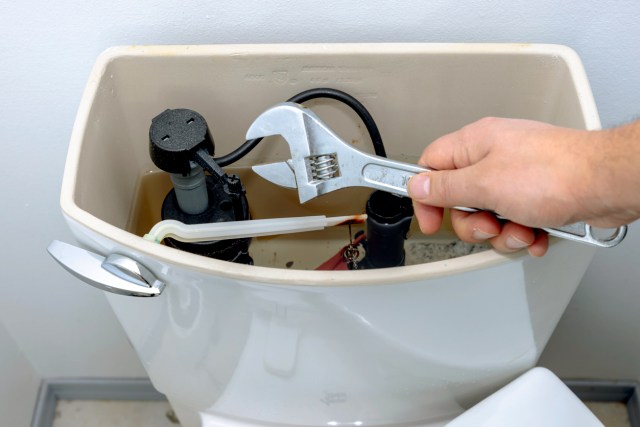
left=70, top=45, right=590, bottom=243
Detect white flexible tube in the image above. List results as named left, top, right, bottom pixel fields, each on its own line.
left=143, top=214, right=366, bottom=243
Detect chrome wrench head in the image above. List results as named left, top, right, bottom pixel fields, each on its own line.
left=248, top=102, right=428, bottom=202
left=247, top=102, right=352, bottom=203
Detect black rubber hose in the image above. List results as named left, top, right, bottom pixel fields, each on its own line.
left=214, top=88, right=387, bottom=166
left=288, top=88, right=386, bottom=158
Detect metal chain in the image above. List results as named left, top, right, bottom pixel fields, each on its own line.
left=343, top=224, right=360, bottom=270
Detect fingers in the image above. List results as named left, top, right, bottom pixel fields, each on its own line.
left=418, top=118, right=496, bottom=170
left=408, top=169, right=491, bottom=211
left=449, top=210, right=549, bottom=256
left=409, top=117, right=559, bottom=256
left=488, top=221, right=536, bottom=253
left=412, top=201, right=444, bottom=234
left=413, top=204, right=551, bottom=256
left=450, top=209, right=500, bottom=242
left=527, top=231, right=549, bottom=257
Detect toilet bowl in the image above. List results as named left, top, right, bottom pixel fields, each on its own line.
left=51, top=44, right=600, bottom=426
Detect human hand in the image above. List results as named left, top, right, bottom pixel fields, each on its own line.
left=407, top=117, right=628, bottom=256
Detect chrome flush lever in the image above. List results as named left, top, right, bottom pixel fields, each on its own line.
left=47, top=240, right=165, bottom=297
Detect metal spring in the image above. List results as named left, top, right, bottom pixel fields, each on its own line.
left=309, top=154, right=340, bottom=181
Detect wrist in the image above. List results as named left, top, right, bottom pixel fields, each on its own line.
left=589, top=122, right=640, bottom=226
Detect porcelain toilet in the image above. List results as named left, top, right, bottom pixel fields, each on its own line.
left=49, top=44, right=602, bottom=426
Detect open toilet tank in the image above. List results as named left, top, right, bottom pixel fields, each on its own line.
left=59, top=44, right=599, bottom=426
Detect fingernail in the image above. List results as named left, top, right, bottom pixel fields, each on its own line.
left=408, top=174, right=430, bottom=199
left=472, top=228, right=498, bottom=241
left=505, top=235, right=530, bottom=250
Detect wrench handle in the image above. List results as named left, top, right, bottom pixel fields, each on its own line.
left=360, top=161, right=429, bottom=196
left=455, top=206, right=628, bottom=248
left=358, top=158, right=626, bottom=248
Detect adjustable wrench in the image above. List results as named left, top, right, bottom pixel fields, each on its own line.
left=247, top=102, right=627, bottom=248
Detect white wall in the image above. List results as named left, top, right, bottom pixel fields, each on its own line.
left=1, top=0, right=639, bottom=381
left=0, top=320, right=41, bottom=426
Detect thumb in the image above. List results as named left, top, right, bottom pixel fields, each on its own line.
left=408, top=169, right=484, bottom=209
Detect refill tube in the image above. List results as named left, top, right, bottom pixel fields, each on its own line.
left=143, top=215, right=367, bottom=243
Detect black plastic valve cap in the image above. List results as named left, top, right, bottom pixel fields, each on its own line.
left=149, top=109, right=215, bottom=174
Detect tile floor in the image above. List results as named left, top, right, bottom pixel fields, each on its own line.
left=52, top=400, right=178, bottom=427
left=585, top=401, right=632, bottom=427
left=52, top=400, right=632, bottom=427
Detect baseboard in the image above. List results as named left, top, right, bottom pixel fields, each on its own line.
left=31, top=377, right=640, bottom=427
left=30, top=378, right=166, bottom=427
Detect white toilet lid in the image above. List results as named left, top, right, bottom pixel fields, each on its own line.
left=445, top=367, right=603, bottom=427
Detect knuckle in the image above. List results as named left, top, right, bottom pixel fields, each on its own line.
left=478, top=116, right=500, bottom=126
left=476, top=117, right=502, bottom=137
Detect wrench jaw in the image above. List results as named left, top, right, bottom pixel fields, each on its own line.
left=246, top=102, right=313, bottom=202
left=247, top=102, right=351, bottom=204
left=245, top=102, right=311, bottom=145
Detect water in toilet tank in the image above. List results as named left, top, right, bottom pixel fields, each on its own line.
left=127, top=169, right=488, bottom=269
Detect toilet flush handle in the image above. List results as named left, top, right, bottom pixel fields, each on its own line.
left=47, top=240, right=165, bottom=297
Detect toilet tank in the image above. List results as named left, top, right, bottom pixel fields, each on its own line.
left=58, top=44, right=599, bottom=427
